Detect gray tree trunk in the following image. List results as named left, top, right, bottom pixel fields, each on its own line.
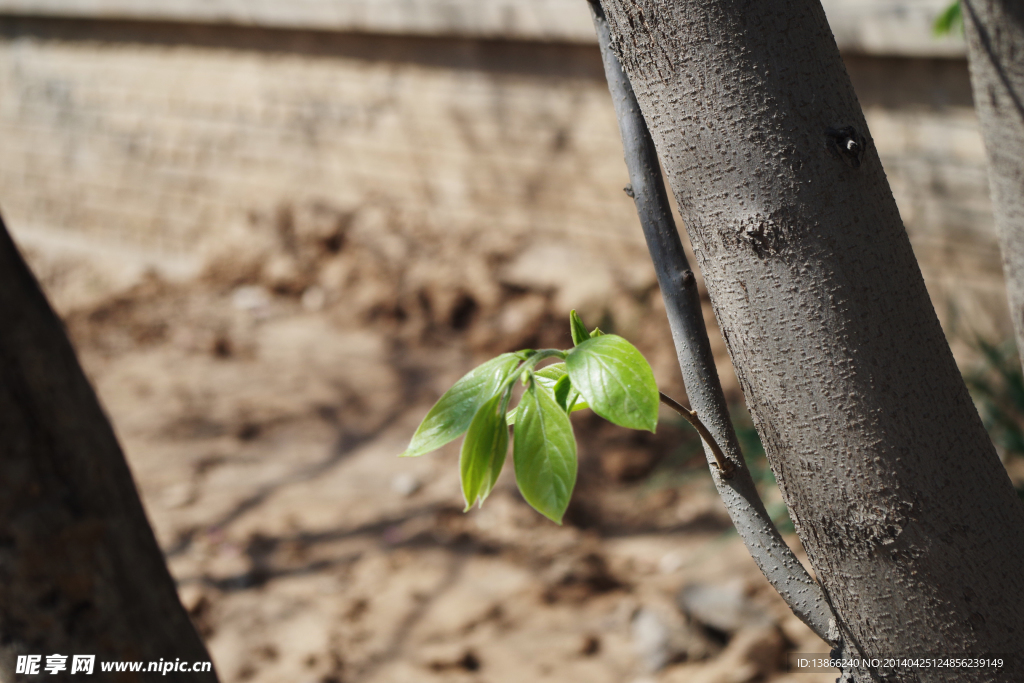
left=588, top=2, right=835, bottom=644
left=0, top=215, right=218, bottom=681
left=598, top=0, right=1024, bottom=679
left=962, top=1, right=1024, bottom=367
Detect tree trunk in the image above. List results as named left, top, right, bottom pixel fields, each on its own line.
left=599, top=0, right=1024, bottom=679
left=588, top=1, right=835, bottom=644
left=962, top=1, right=1024, bottom=366
left=0, top=215, right=218, bottom=681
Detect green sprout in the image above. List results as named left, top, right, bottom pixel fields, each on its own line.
left=401, top=310, right=660, bottom=523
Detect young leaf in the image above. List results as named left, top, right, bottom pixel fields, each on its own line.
left=505, top=364, right=589, bottom=424
left=506, top=395, right=588, bottom=425
left=538, top=364, right=588, bottom=414
left=402, top=353, right=522, bottom=457
left=565, top=334, right=659, bottom=432
left=552, top=374, right=573, bottom=410
left=567, top=393, right=587, bottom=412
left=536, top=362, right=567, bottom=386
left=460, top=392, right=509, bottom=509
left=570, top=309, right=591, bottom=346
left=513, top=379, right=578, bottom=523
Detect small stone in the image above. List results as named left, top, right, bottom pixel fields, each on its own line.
left=632, top=608, right=678, bottom=672
left=659, top=549, right=687, bottom=574
left=162, top=482, right=194, bottom=509
left=391, top=473, right=421, bottom=497
left=232, top=285, right=271, bottom=313
left=677, top=581, right=772, bottom=634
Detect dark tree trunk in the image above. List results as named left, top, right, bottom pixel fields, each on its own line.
left=0, top=214, right=218, bottom=681
left=598, top=0, right=1024, bottom=679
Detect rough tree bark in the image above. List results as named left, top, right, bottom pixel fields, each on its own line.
left=588, top=1, right=836, bottom=645
left=598, top=0, right=1024, bottom=679
left=0, top=214, right=218, bottom=681
left=962, top=1, right=1024, bottom=364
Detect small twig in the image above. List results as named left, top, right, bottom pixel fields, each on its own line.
left=659, top=392, right=735, bottom=478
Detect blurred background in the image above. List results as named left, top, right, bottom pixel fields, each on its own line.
left=1, top=1, right=1020, bottom=682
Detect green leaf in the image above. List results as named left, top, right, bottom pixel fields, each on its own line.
left=552, top=374, right=572, bottom=410
left=933, top=1, right=961, bottom=36
left=570, top=309, right=591, bottom=346
left=506, top=396, right=588, bottom=425
left=565, top=334, right=659, bottom=432
left=505, top=363, right=589, bottom=424
left=402, top=353, right=522, bottom=457
left=513, top=379, right=578, bottom=523
left=460, top=392, right=509, bottom=509
left=536, top=362, right=567, bottom=385
left=539, top=364, right=588, bottom=414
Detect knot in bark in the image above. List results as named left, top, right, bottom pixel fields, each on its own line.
left=826, top=126, right=867, bottom=169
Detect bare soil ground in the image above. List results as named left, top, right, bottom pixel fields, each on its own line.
left=19, top=212, right=838, bottom=683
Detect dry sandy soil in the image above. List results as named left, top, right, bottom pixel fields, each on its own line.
left=18, top=211, right=843, bottom=683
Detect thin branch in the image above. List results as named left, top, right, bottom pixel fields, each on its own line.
left=659, top=392, right=735, bottom=478
left=588, top=0, right=837, bottom=644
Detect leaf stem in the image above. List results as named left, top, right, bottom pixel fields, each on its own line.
left=503, top=349, right=567, bottom=393
left=658, top=392, right=735, bottom=478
